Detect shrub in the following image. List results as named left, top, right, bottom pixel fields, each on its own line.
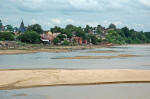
left=17, top=31, right=41, bottom=44
left=0, top=32, right=14, bottom=41
left=62, top=40, right=70, bottom=46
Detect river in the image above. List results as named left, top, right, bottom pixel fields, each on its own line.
left=0, top=45, right=150, bottom=99
left=0, top=45, right=150, bottom=69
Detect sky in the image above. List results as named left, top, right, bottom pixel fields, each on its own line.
left=0, top=0, right=150, bottom=31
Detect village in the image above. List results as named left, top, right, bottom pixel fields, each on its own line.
left=0, top=19, right=116, bottom=48
left=1, top=19, right=150, bottom=50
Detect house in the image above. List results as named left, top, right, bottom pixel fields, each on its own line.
left=40, top=31, right=61, bottom=44
left=72, top=36, right=87, bottom=45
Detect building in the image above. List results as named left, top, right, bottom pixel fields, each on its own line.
left=19, top=20, right=26, bottom=33
left=72, top=36, right=87, bottom=45
left=40, top=31, right=61, bottom=44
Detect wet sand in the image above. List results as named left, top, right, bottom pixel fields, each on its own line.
left=58, top=54, right=138, bottom=59
left=0, top=69, right=150, bottom=90
left=86, top=50, right=118, bottom=53
left=0, top=45, right=103, bottom=55
left=0, top=49, right=70, bottom=55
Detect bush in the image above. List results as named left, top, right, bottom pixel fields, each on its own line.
left=53, top=37, right=60, bottom=45
left=62, top=40, right=70, bottom=46
left=17, top=31, right=41, bottom=44
left=0, top=32, right=14, bottom=41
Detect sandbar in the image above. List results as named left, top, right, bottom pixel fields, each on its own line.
left=0, top=69, right=150, bottom=90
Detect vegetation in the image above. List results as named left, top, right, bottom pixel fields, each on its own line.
left=0, top=32, right=14, bottom=41
left=53, top=37, right=61, bottom=45
left=62, top=40, right=70, bottom=46
left=27, top=24, right=43, bottom=34
left=0, top=19, right=150, bottom=45
left=17, top=31, right=40, bottom=44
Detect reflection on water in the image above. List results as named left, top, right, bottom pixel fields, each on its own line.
left=0, top=83, right=150, bottom=99
left=0, top=45, right=150, bottom=69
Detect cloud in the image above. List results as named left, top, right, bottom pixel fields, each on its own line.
left=51, top=18, right=62, bottom=25
left=139, top=0, right=150, bottom=8
left=0, top=0, right=150, bottom=31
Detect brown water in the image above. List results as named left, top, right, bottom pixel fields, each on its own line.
left=0, top=83, right=150, bottom=99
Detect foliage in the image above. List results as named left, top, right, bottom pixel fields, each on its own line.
left=51, top=26, right=63, bottom=33
left=1, top=18, right=150, bottom=45
left=0, top=32, right=14, bottom=41
left=17, top=31, right=41, bottom=43
left=84, top=25, right=91, bottom=33
left=62, top=40, right=70, bottom=46
left=27, top=24, right=43, bottom=34
left=106, top=30, right=125, bottom=44
left=0, top=20, right=3, bottom=31
left=5, top=25, right=14, bottom=32
left=109, top=24, right=116, bottom=29
left=53, top=37, right=61, bottom=45
left=57, top=34, right=67, bottom=41
left=88, top=34, right=97, bottom=44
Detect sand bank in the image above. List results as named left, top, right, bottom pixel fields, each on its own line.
left=0, top=69, right=150, bottom=90
left=0, top=49, right=70, bottom=55
left=0, top=45, right=110, bottom=55
left=86, top=50, right=118, bottom=53
left=58, top=54, right=138, bottom=59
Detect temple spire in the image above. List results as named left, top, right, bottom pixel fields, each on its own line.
left=19, top=19, right=26, bottom=33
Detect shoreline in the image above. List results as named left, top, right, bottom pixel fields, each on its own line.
left=1, top=69, right=150, bottom=90
left=0, top=44, right=150, bottom=55
left=0, top=44, right=113, bottom=55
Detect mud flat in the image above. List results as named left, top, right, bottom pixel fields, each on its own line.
left=0, top=45, right=111, bottom=55
left=86, top=50, right=118, bottom=53
left=0, top=49, right=70, bottom=55
left=0, top=69, right=150, bottom=90
left=58, top=54, right=138, bottom=59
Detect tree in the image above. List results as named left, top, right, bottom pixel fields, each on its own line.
left=14, top=27, right=19, bottom=32
left=51, top=26, right=62, bottom=33
left=109, top=24, right=116, bottom=29
left=5, top=25, right=14, bottom=32
left=62, top=40, right=70, bottom=46
left=88, top=34, right=97, bottom=44
left=84, top=25, right=90, bottom=33
left=65, top=24, right=75, bottom=30
left=53, top=37, right=60, bottom=45
left=121, top=27, right=130, bottom=37
left=0, top=20, right=3, bottom=31
left=106, top=30, right=125, bottom=44
left=17, top=31, right=41, bottom=43
left=27, top=24, right=43, bottom=34
left=57, top=34, right=67, bottom=41
left=76, top=27, right=86, bottom=40
left=0, top=32, right=14, bottom=41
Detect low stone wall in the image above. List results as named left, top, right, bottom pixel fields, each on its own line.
left=0, top=41, right=17, bottom=49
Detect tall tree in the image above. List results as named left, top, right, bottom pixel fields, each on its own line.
left=84, top=25, right=90, bottom=33
left=51, top=26, right=62, bottom=33
left=0, top=20, right=3, bottom=31
left=109, top=24, right=116, bottom=29
left=27, top=24, right=43, bottom=34
left=17, top=31, right=41, bottom=43
left=0, top=32, right=14, bottom=41
left=5, top=25, right=14, bottom=32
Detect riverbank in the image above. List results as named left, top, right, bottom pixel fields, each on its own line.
left=0, top=69, right=150, bottom=90
left=0, top=44, right=113, bottom=55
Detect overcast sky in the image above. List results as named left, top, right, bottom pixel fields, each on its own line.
left=0, top=0, right=150, bottom=31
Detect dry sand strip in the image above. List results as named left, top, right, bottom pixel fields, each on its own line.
left=0, top=69, right=150, bottom=90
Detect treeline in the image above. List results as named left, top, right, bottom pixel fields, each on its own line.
left=106, top=27, right=150, bottom=44
left=0, top=19, right=150, bottom=45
